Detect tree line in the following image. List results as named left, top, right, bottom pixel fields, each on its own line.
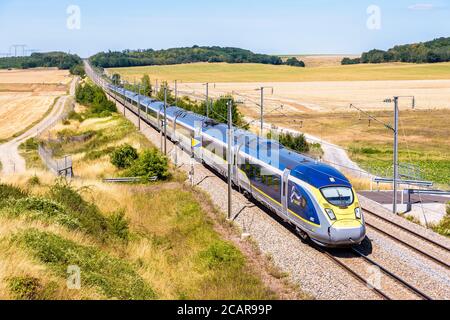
left=90, top=46, right=305, bottom=68
left=0, top=52, right=83, bottom=71
left=342, top=37, right=450, bottom=65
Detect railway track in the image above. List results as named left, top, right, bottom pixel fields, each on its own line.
left=363, top=208, right=450, bottom=270
left=322, top=247, right=433, bottom=300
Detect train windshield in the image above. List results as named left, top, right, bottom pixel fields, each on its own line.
left=321, top=187, right=354, bottom=207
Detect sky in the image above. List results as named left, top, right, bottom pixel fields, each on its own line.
left=0, top=0, right=449, bottom=57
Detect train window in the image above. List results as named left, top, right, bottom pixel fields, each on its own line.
left=321, top=187, right=354, bottom=207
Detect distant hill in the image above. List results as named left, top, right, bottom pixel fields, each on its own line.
left=342, top=37, right=450, bottom=65
left=0, top=52, right=82, bottom=70
left=90, top=46, right=304, bottom=68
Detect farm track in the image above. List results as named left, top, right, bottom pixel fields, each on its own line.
left=363, top=209, right=450, bottom=270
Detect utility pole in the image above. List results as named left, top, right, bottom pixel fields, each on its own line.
left=163, top=85, right=167, bottom=155
left=155, top=79, right=159, bottom=94
left=227, top=99, right=233, bottom=220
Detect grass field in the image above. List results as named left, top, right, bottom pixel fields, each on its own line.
left=108, top=61, right=450, bottom=83
left=264, top=109, right=450, bottom=186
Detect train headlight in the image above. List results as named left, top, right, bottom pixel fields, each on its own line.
left=355, top=207, right=362, bottom=219
left=325, top=208, right=336, bottom=220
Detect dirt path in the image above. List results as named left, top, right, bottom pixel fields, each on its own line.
left=0, top=77, right=77, bottom=175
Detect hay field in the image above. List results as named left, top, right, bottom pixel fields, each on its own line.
left=0, top=69, right=69, bottom=141
left=0, top=68, right=71, bottom=84
left=108, top=61, right=450, bottom=83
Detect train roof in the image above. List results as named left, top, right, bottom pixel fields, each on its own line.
left=108, top=84, right=351, bottom=189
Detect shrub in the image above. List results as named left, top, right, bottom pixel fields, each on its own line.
left=108, top=210, right=129, bottom=241
left=48, top=180, right=108, bottom=236
left=19, top=138, right=39, bottom=151
left=9, top=196, right=82, bottom=230
left=67, top=110, right=84, bottom=122
left=7, top=276, right=42, bottom=300
left=28, top=175, right=41, bottom=186
left=110, top=144, right=138, bottom=169
left=14, top=229, right=157, bottom=299
left=0, top=184, right=27, bottom=202
left=124, top=149, right=169, bottom=180
left=84, top=146, right=117, bottom=161
left=200, top=241, right=245, bottom=270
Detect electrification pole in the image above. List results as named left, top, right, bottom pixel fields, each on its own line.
left=256, top=87, right=273, bottom=136
left=204, top=83, right=209, bottom=117
left=163, top=85, right=167, bottom=155
left=260, top=87, right=264, bottom=135
left=393, top=97, right=399, bottom=215
left=227, top=99, right=233, bottom=220
left=137, top=83, right=141, bottom=130
left=174, top=80, right=178, bottom=108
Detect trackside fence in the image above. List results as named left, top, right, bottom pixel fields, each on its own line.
left=38, top=144, right=73, bottom=178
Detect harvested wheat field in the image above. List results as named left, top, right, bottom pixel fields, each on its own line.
left=0, top=68, right=71, bottom=84
left=0, top=69, right=70, bottom=141
left=177, top=79, right=450, bottom=114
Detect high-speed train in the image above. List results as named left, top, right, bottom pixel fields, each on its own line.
left=104, top=83, right=366, bottom=247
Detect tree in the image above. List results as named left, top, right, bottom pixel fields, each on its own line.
left=111, top=73, right=121, bottom=86
left=141, top=74, right=153, bottom=97
left=284, top=57, right=305, bottom=67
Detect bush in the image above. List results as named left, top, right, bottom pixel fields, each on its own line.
left=19, top=138, right=39, bottom=151
left=0, top=184, right=27, bottom=202
left=7, top=276, right=42, bottom=300
left=14, top=229, right=157, bottom=299
left=48, top=180, right=108, bottom=237
left=124, top=149, right=169, bottom=180
left=108, top=210, right=129, bottom=241
left=341, top=57, right=361, bottom=65
left=28, top=175, right=41, bottom=186
left=110, top=144, right=139, bottom=169
left=200, top=241, right=245, bottom=270
left=284, top=57, right=305, bottom=67
left=75, top=82, right=117, bottom=117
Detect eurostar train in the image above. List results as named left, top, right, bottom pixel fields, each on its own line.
left=105, top=84, right=366, bottom=247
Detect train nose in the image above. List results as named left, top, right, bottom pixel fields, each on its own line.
left=328, top=220, right=366, bottom=245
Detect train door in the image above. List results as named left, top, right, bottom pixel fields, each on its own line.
left=281, top=169, right=291, bottom=219
left=232, top=145, right=240, bottom=187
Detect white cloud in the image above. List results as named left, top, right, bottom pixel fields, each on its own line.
left=408, top=3, right=435, bottom=10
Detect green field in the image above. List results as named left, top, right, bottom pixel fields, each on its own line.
left=108, top=62, right=450, bottom=83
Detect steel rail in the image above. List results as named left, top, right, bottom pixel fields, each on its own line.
left=362, top=208, right=450, bottom=252
left=352, top=248, right=433, bottom=300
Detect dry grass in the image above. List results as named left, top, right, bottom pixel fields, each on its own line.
left=0, top=94, right=60, bottom=140
left=0, top=69, right=71, bottom=84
